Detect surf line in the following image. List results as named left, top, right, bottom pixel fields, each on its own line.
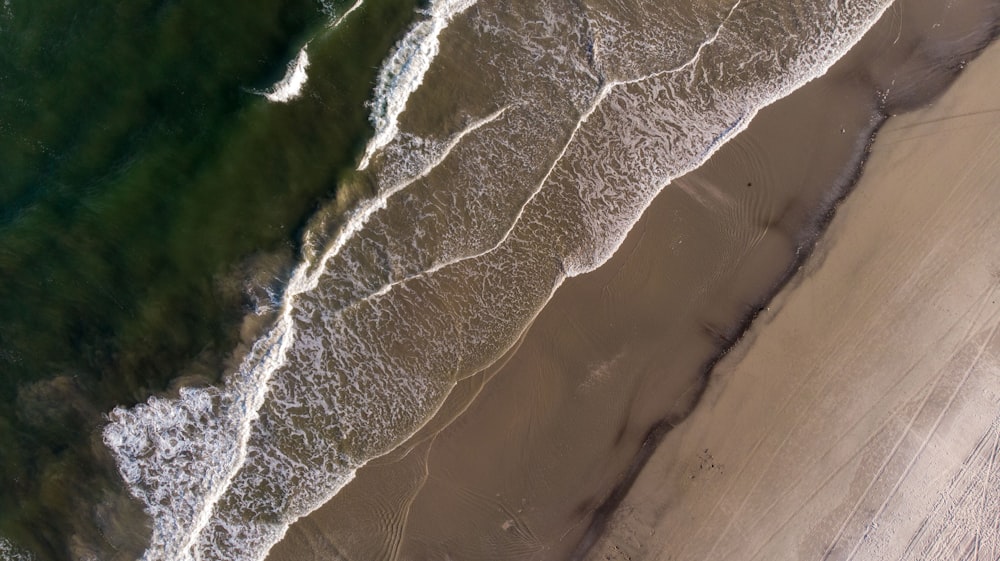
left=260, top=46, right=311, bottom=103
left=353, top=0, right=748, bottom=290
left=330, top=0, right=749, bottom=306
left=167, top=109, right=512, bottom=558
left=228, top=4, right=902, bottom=561
left=307, top=0, right=900, bottom=405
left=301, top=104, right=509, bottom=309
left=359, top=0, right=479, bottom=169
left=700, top=112, right=749, bottom=160
left=251, top=0, right=367, bottom=104
left=105, top=0, right=901, bottom=559
left=329, top=0, right=365, bottom=29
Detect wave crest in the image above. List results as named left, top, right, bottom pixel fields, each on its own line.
left=104, top=1, right=895, bottom=560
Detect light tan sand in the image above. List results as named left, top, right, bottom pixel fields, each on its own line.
left=585, top=39, right=1000, bottom=561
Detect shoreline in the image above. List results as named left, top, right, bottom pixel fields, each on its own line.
left=118, top=2, right=915, bottom=560
left=585, top=26, right=1000, bottom=561
left=573, top=10, right=1000, bottom=559
left=267, top=2, right=1000, bottom=560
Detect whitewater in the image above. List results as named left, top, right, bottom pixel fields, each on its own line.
left=100, top=1, right=898, bottom=560
left=260, top=47, right=311, bottom=103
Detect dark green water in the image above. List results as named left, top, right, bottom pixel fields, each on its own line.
left=0, top=0, right=416, bottom=558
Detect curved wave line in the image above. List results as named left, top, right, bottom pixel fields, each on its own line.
left=305, top=104, right=510, bottom=302
left=329, top=0, right=365, bottom=29
left=319, top=0, right=747, bottom=311
left=106, top=1, right=899, bottom=558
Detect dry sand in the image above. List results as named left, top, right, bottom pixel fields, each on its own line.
left=586, top=32, right=1000, bottom=561
left=268, top=2, right=1000, bottom=560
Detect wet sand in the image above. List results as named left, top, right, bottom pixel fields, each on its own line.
left=584, top=31, right=1000, bottom=561
left=267, top=2, right=1000, bottom=560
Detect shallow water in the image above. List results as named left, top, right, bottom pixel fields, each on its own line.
left=0, top=0, right=418, bottom=559
left=97, top=0, right=901, bottom=560
left=1, top=0, right=919, bottom=559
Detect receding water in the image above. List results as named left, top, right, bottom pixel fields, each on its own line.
left=100, top=0, right=898, bottom=560
left=0, top=0, right=417, bottom=559
left=3, top=0, right=907, bottom=559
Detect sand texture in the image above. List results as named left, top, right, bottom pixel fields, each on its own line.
left=267, top=2, right=1000, bottom=560
left=585, top=34, right=1000, bottom=561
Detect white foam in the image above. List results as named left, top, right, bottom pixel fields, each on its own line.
left=329, top=0, right=364, bottom=29
left=358, top=0, right=478, bottom=169
left=262, top=47, right=310, bottom=103
left=102, top=105, right=508, bottom=561
left=102, top=2, right=900, bottom=560
left=559, top=0, right=898, bottom=277
left=103, top=238, right=334, bottom=561
left=0, top=538, right=33, bottom=561
left=301, top=105, right=508, bottom=299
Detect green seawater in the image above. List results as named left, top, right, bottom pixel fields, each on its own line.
left=0, top=0, right=416, bottom=558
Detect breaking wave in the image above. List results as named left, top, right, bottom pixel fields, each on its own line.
left=358, top=0, right=478, bottom=169
left=261, top=47, right=311, bottom=103
left=103, top=1, right=897, bottom=560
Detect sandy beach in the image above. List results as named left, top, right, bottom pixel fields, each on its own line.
left=585, top=19, right=1000, bottom=561
left=266, top=2, right=1000, bottom=560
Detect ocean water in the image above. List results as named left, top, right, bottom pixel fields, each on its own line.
left=2, top=0, right=898, bottom=560
left=0, top=0, right=418, bottom=559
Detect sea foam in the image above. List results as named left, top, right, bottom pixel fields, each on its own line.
left=103, top=1, right=898, bottom=560
left=358, top=0, right=478, bottom=169
left=100, top=104, right=512, bottom=561
left=329, top=0, right=364, bottom=29
left=0, top=538, right=33, bottom=561
left=261, top=47, right=310, bottom=103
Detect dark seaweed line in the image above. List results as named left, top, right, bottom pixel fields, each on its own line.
left=566, top=20, right=1000, bottom=561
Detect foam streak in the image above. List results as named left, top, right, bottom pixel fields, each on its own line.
left=315, top=0, right=745, bottom=300
left=329, top=0, right=364, bottom=29
left=359, top=0, right=478, bottom=169
left=262, top=47, right=310, bottom=103
left=305, top=104, right=509, bottom=300
left=103, top=1, right=900, bottom=560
